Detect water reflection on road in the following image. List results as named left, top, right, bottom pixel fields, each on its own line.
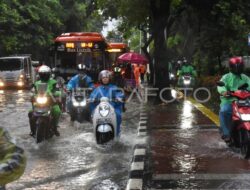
left=0, top=90, right=140, bottom=190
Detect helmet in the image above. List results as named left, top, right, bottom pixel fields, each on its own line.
left=113, top=67, right=121, bottom=73
left=229, top=56, right=244, bottom=75
left=177, top=60, right=182, bottom=65
left=38, top=65, right=51, bottom=81
left=183, top=58, right=188, bottom=65
left=98, top=70, right=112, bottom=82
left=77, top=64, right=86, bottom=72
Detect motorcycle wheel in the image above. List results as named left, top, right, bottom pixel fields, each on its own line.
left=239, top=129, right=250, bottom=159
left=36, top=118, right=46, bottom=143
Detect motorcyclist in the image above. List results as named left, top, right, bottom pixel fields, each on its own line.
left=66, top=64, right=94, bottom=119
left=112, top=66, right=125, bottom=88
left=28, top=65, right=61, bottom=136
left=67, top=64, right=94, bottom=91
left=177, top=58, right=197, bottom=86
left=0, top=127, right=26, bottom=189
left=90, top=70, right=125, bottom=136
left=217, top=56, right=250, bottom=142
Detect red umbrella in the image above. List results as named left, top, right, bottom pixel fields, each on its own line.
left=117, top=52, right=148, bottom=64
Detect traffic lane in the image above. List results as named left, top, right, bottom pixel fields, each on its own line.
left=3, top=90, right=140, bottom=190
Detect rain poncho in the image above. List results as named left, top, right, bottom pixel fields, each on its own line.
left=0, top=128, right=26, bottom=186
left=67, top=74, right=94, bottom=90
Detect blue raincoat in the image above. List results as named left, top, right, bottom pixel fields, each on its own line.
left=90, top=84, right=124, bottom=135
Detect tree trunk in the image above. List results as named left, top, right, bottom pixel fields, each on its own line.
left=150, top=0, right=171, bottom=101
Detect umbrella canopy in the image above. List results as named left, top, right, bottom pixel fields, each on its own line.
left=117, top=52, right=148, bottom=65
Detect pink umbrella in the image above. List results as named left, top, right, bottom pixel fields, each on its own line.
left=117, top=52, right=148, bottom=65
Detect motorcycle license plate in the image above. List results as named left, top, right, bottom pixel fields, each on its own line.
left=97, top=118, right=112, bottom=124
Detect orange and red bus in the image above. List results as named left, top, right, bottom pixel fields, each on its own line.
left=107, top=42, right=129, bottom=66
left=50, top=32, right=111, bottom=81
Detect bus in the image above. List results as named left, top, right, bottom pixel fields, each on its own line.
left=50, top=32, right=110, bottom=81
left=107, top=42, right=129, bottom=66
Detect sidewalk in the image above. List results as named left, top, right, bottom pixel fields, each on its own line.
left=143, top=99, right=250, bottom=189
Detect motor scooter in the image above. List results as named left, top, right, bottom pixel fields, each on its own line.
left=217, top=81, right=250, bottom=158
left=92, top=97, right=121, bottom=144
left=69, top=88, right=90, bottom=123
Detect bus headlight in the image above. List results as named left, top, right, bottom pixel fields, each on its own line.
left=0, top=81, right=4, bottom=87
left=99, top=104, right=110, bottom=117
left=36, top=96, right=48, bottom=104
left=19, top=74, right=24, bottom=79
left=17, top=81, right=24, bottom=86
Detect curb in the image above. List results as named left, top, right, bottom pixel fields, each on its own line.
left=126, top=103, right=148, bottom=190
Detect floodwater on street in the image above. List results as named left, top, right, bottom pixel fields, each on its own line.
left=0, top=90, right=141, bottom=190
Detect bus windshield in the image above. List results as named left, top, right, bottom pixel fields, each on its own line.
left=0, top=59, right=22, bottom=71
left=57, top=52, right=105, bottom=71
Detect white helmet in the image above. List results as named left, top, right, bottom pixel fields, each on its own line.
left=38, top=65, right=51, bottom=81
left=98, top=70, right=112, bottom=82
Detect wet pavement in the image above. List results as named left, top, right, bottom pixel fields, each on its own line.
left=145, top=99, right=250, bottom=189
left=0, top=90, right=141, bottom=190
left=2, top=88, right=250, bottom=189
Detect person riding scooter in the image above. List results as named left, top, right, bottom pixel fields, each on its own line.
left=217, top=56, right=250, bottom=142
left=28, top=65, right=61, bottom=136
left=66, top=64, right=94, bottom=119
left=90, top=70, right=125, bottom=136
left=112, top=66, right=125, bottom=88
left=177, top=58, right=197, bottom=86
left=0, top=127, right=26, bottom=189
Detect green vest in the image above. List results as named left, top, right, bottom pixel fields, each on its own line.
left=217, top=72, right=250, bottom=106
left=34, top=78, right=61, bottom=97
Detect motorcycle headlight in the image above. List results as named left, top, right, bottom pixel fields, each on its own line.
left=72, top=99, right=79, bottom=107
left=0, top=81, right=4, bottom=87
left=36, top=96, right=48, bottom=104
left=99, top=103, right=110, bottom=117
left=241, top=114, right=250, bottom=121
left=19, top=74, right=24, bottom=79
left=184, top=79, right=191, bottom=85
left=80, top=99, right=87, bottom=107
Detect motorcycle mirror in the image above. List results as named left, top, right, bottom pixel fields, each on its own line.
left=216, top=81, right=225, bottom=87
left=238, top=83, right=248, bottom=90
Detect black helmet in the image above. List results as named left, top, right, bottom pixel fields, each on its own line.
left=77, top=64, right=86, bottom=72
left=38, top=65, right=51, bottom=82
left=229, top=57, right=244, bottom=75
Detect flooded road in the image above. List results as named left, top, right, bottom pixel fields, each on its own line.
left=145, top=99, right=250, bottom=189
left=0, top=90, right=141, bottom=190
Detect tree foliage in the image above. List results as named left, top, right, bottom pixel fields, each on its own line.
left=0, top=0, right=104, bottom=60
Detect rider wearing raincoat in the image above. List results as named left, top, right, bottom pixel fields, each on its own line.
left=66, top=64, right=94, bottom=91
left=217, top=57, right=250, bottom=141
left=177, top=58, right=197, bottom=86
left=90, top=70, right=125, bottom=136
left=0, top=127, right=26, bottom=189
left=66, top=64, right=94, bottom=117
left=28, top=65, right=61, bottom=136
